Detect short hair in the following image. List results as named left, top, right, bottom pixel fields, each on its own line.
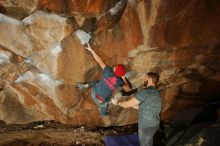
left=146, top=72, right=160, bottom=85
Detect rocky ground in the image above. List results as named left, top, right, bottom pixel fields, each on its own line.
left=0, top=120, right=139, bottom=146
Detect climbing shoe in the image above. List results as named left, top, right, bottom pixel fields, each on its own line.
left=76, top=82, right=86, bottom=90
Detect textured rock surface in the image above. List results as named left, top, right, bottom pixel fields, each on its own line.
left=0, top=14, right=33, bottom=57
left=0, top=0, right=220, bottom=126
left=0, top=0, right=38, bottom=19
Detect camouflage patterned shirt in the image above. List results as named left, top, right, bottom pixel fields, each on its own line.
left=135, top=86, right=161, bottom=128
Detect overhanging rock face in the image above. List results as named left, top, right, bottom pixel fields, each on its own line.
left=0, top=0, right=220, bottom=126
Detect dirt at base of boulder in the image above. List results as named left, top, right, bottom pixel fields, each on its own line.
left=0, top=120, right=138, bottom=146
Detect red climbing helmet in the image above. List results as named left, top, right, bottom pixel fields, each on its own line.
left=114, top=64, right=126, bottom=77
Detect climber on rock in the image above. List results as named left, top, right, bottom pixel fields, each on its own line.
left=76, top=43, right=131, bottom=118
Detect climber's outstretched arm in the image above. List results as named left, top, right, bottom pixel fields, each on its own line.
left=85, top=43, right=106, bottom=69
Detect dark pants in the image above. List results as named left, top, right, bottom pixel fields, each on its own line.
left=139, top=125, right=159, bottom=146
left=91, top=87, right=108, bottom=117
left=88, top=81, right=108, bottom=117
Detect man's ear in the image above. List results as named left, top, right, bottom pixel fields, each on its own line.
left=144, top=76, right=148, bottom=82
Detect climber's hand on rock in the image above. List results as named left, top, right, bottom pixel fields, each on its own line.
left=85, top=43, right=93, bottom=52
